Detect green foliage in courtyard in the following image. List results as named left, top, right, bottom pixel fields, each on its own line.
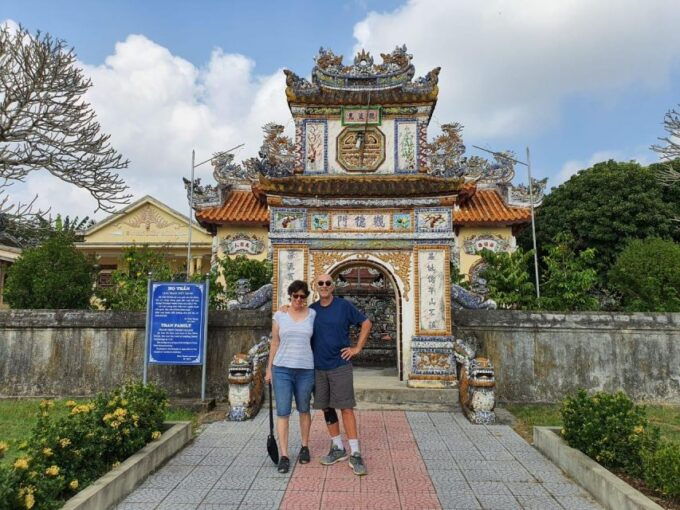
left=0, top=383, right=167, bottom=510
left=519, top=160, right=679, bottom=282
left=538, top=234, right=599, bottom=311
left=561, top=390, right=659, bottom=477
left=215, top=255, right=272, bottom=300
left=95, top=245, right=175, bottom=310
left=478, top=248, right=535, bottom=309
left=642, top=441, right=680, bottom=498
left=609, top=238, right=680, bottom=312
left=3, top=234, right=95, bottom=309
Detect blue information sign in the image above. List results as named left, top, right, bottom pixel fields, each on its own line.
left=147, top=282, right=207, bottom=365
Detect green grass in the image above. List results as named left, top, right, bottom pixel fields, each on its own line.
left=0, top=398, right=198, bottom=466
left=506, top=403, right=680, bottom=444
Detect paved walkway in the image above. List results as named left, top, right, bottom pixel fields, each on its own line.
left=115, top=411, right=603, bottom=510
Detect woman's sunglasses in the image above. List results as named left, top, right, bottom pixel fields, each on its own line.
left=317, top=280, right=333, bottom=287
left=291, top=293, right=308, bottom=300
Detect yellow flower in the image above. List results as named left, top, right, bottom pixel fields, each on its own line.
left=112, top=461, right=120, bottom=468
left=45, top=465, right=60, bottom=477
left=71, top=404, right=93, bottom=415
left=65, top=400, right=77, bottom=408
left=634, top=425, right=644, bottom=434
left=113, top=407, right=128, bottom=418
left=39, top=400, right=54, bottom=410
left=18, top=487, right=35, bottom=509
left=13, top=457, right=29, bottom=470
left=18, top=441, right=28, bottom=449
left=103, top=413, right=113, bottom=422
left=59, top=438, right=71, bottom=448
left=121, top=399, right=128, bottom=406
left=110, top=420, right=121, bottom=429
left=69, top=479, right=79, bottom=490
left=151, top=431, right=161, bottom=440
left=42, top=447, right=53, bottom=457
left=0, top=441, right=8, bottom=456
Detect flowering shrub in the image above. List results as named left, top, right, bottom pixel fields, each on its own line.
left=0, top=383, right=167, bottom=510
left=643, top=441, right=680, bottom=498
left=560, top=390, right=659, bottom=477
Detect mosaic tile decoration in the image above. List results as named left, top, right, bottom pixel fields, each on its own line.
left=411, top=335, right=457, bottom=380
left=395, top=118, right=419, bottom=173
left=270, top=207, right=307, bottom=233
left=415, top=207, right=452, bottom=232
left=302, top=119, right=328, bottom=174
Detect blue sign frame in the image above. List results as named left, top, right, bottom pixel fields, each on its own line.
left=146, top=282, right=208, bottom=365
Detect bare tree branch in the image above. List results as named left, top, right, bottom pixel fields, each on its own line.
left=0, top=24, right=130, bottom=240
left=651, top=106, right=680, bottom=185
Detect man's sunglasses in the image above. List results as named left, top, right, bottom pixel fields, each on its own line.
left=317, top=280, right=333, bottom=287
left=291, top=293, right=308, bottom=300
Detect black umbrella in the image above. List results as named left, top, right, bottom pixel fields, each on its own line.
left=266, top=382, right=279, bottom=465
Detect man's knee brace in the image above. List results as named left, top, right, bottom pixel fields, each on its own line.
left=323, top=408, right=338, bottom=425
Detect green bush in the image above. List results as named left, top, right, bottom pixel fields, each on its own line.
left=608, top=238, right=680, bottom=312
left=0, top=383, right=167, bottom=510
left=539, top=233, right=599, bottom=311
left=216, top=255, right=272, bottom=300
left=643, top=441, right=680, bottom=498
left=479, top=248, right=536, bottom=309
left=95, top=246, right=175, bottom=310
left=3, top=234, right=95, bottom=309
left=560, top=390, right=659, bottom=477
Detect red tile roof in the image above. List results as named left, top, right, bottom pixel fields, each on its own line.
left=196, top=190, right=269, bottom=225
left=196, top=187, right=530, bottom=227
left=455, top=189, right=532, bottom=225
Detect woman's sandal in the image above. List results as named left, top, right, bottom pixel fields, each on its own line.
left=277, top=455, right=290, bottom=473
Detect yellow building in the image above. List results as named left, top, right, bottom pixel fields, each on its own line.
left=0, top=237, right=21, bottom=309
left=76, top=195, right=212, bottom=285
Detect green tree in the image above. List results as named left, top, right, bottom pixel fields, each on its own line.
left=479, top=248, right=535, bottom=309
left=3, top=234, right=95, bottom=309
left=519, top=160, right=678, bottom=281
left=95, top=246, right=174, bottom=311
left=539, top=234, right=599, bottom=311
left=216, top=255, right=272, bottom=300
left=608, top=238, right=680, bottom=312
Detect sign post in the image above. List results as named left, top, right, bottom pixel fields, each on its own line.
left=143, top=279, right=209, bottom=400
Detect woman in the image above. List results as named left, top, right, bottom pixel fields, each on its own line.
left=264, top=280, right=315, bottom=473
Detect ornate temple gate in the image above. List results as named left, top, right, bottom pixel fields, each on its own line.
left=332, top=264, right=398, bottom=368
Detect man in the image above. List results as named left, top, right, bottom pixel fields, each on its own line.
left=285, top=273, right=372, bottom=474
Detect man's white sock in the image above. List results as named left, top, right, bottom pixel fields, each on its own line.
left=331, top=435, right=344, bottom=449
left=349, top=439, right=360, bottom=455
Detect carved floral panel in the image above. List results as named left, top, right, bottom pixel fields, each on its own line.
left=303, top=120, right=328, bottom=173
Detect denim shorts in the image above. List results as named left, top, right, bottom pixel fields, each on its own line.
left=272, top=365, right=315, bottom=417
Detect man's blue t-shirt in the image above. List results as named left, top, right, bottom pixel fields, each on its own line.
left=310, top=297, right=367, bottom=370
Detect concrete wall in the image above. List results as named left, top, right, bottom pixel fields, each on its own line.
left=455, top=310, right=680, bottom=404
left=0, top=309, right=271, bottom=398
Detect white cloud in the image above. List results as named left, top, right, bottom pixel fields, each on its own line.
left=556, top=149, right=656, bottom=185
left=353, top=0, right=680, bottom=140
left=5, top=32, right=290, bottom=220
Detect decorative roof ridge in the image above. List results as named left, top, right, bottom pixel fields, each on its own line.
left=284, top=45, right=440, bottom=104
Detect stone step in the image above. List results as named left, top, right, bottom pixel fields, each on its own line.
left=353, top=367, right=459, bottom=410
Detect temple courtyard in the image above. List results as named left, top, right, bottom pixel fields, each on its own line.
left=114, top=410, right=602, bottom=510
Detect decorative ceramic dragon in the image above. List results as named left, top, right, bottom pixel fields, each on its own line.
left=454, top=336, right=497, bottom=425
left=227, top=336, right=270, bottom=421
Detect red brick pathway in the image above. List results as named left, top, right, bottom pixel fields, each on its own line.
left=280, top=410, right=441, bottom=510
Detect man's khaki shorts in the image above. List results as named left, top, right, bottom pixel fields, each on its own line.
left=313, top=364, right=356, bottom=409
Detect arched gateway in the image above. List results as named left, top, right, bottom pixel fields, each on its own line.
left=189, top=46, right=541, bottom=389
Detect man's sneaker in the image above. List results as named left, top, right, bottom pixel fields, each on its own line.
left=320, top=444, right=349, bottom=465
left=299, top=446, right=310, bottom=464
left=349, top=452, right=367, bottom=476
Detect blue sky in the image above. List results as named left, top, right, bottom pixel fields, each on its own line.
left=3, top=0, right=680, bottom=218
